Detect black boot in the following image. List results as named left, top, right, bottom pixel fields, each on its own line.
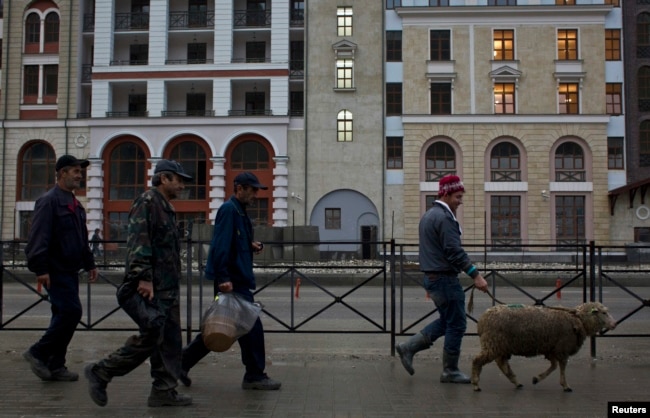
left=440, top=351, right=470, bottom=384
left=395, top=332, right=431, bottom=375
left=147, top=388, right=193, bottom=407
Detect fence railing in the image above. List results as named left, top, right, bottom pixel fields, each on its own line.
left=1, top=239, right=648, bottom=356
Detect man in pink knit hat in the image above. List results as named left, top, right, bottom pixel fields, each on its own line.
left=395, top=174, right=488, bottom=383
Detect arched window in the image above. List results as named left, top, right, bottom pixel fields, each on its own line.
left=231, top=141, right=270, bottom=169
left=25, top=13, right=40, bottom=46
left=490, top=142, right=520, bottom=181
left=168, top=141, right=207, bottom=200
left=337, top=110, right=353, bottom=142
left=639, top=67, right=650, bottom=112
left=637, top=12, right=650, bottom=58
left=44, top=12, right=59, bottom=43
left=554, top=142, right=585, bottom=181
left=640, top=120, right=650, bottom=167
left=425, top=142, right=455, bottom=182
left=19, top=141, right=55, bottom=200
left=108, top=141, right=147, bottom=201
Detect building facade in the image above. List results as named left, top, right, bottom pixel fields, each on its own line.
left=0, top=0, right=637, bottom=250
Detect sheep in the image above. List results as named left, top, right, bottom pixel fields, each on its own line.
left=471, top=302, right=616, bottom=392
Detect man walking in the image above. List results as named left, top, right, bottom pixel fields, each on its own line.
left=85, top=160, right=193, bottom=407
left=395, top=174, right=488, bottom=383
left=180, top=172, right=281, bottom=391
left=24, top=155, right=98, bottom=382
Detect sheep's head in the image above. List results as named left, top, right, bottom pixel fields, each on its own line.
left=576, top=302, right=617, bottom=335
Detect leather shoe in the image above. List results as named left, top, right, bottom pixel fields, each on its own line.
left=179, top=369, right=191, bottom=387
left=50, top=367, right=79, bottom=381
left=23, top=350, right=51, bottom=380
left=147, top=388, right=192, bottom=407
left=84, top=363, right=108, bottom=407
left=242, top=376, right=281, bottom=390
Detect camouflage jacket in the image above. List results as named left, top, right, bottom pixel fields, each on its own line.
left=124, top=187, right=181, bottom=294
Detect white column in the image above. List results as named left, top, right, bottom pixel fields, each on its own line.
left=91, top=80, right=110, bottom=118
left=93, top=1, right=114, bottom=67
left=214, top=0, right=233, bottom=64
left=147, top=79, right=165, bottom=117
left=86, top=158, right=104, bottom=231
left=272, top=156, right=289, bottom=226
left=270, top=78, right=288, bottom=116
left=213, top=79, right=231, bottom=116
left=149, top=0, right=169, bottom=66
left=209, top=157, right=227, bottom=222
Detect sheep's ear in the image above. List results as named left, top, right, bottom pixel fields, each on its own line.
left=590, top=308, right=598, bottom=313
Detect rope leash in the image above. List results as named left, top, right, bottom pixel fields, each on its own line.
left=467, top=287, right=506, bottom=315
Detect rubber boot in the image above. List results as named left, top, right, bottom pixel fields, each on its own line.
left=395, top=332, right=431, bottom=375
left=440, top=351, right=471, bottom=384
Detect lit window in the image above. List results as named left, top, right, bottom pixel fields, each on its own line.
left=557, top=29, right=578, bottom=60
left=494, top=83, right=515, bottom=114
left=606, top=83, right=622, bottom=115
left=337, top=110, right=353, bottom=142
left=336, top=59, right=353, bottom=89
left=558, top=83, right=579, bottom=114
left=337, top=7, right=352, bottom=37
left=493, top=29, right=514, bottom=61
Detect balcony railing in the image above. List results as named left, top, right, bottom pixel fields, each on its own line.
left=106, top=111, right=149, bottom=118
left=76, top=113, right=91, bottom=119
left=231, top=57, right=270, bottom=63
left=555, top=170, right=586, bottom=182
left=490, top=170, right=521, bottom=182
left=83, top=14, right=95, bottom=32
left=169, top=11, right=215, bottom=29
left=161, top=110, right=215, bottom=117
left=81, top=64, right=92, bottom=83
left=233, top=9, right=271, bottom=28
left=115, top=12, right=150, bottom=31
left=109, top=59, right=148, bottom=66
left=290, top=60, right=304, bottom=79
left=228, top=109, right=273, bottom=116
left=425, top=169, right=456, bottom=182
left=165, top=58, right=214, bottom=65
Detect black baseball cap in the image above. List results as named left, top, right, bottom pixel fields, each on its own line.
left=154, top=160, right=193, bottom=181
left=56, top=155, right=90, bottom=171
left=234, top=172, right=268, bottom=190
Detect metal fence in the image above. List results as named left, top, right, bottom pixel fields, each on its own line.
left=1, top=239, right=648, bottom=356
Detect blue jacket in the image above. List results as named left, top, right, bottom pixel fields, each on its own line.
left=418, top=201, right=473, bottom=275
left=25, top=185, right=96, bottom=276
left=205, top=195, right=256, bottom=291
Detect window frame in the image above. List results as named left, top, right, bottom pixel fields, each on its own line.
left=337, top=110, right=353, bottom=142
left=490, top=142, right=521, bottom=181
left=386, top=31, right=402, bottom=62
left=554, top=141, right=585, bottom=182
left=425, top=141, right=456, bottom=182
left=607, top=136, right=624, bottom=170
left=558, top=83, right=579, bottom=114
left=335, top=59, right=354, bottom=89
left=606, top=83, right=622, bottom=116
left=490, top=195, right=522, bottom=248
left=18, top=141, right=56, bottom=201
left=430, top=30, right=451, bottom=61
left=605, top=29, right=621, bottom=61
left=325, top=208, right=342, bottom=230
left=386, top=137, right=403, bottom=170
left=336, top=7, right=352, bottom=37
left=493, top=29, right=514, bottom=61
left=430, top=83, right=452, bottom=115
left=557, top=29, right=578, bottom=61
left=494, top=82, right=515, bottom=114
left=386, top=83, right=402, bottom=116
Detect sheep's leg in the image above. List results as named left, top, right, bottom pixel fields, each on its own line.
left=558, top=358, right=572, bottom=392
left=532, top=357, right=557, bottom=385
left=495, top=356, right=522, bottom=389
left=471, top=352, right=493, bottom=392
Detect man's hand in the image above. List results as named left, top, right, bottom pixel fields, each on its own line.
left=218, top=281, right=233, bottom=293
left=473, top=274, right=488, bottom=293
left=137, top=280, right=154, bottom=301
left=88, top=268, right=99, bottom=283
left=37, top=274, right=50, bottom=290
left=252, top=241, right=264, bottom=255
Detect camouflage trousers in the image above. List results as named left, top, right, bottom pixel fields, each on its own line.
left=93, top=283, right=182, bottom=391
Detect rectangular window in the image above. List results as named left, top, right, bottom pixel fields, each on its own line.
left=558, top=83, right=579, bottom=114
left=24, top=65, right=39, bottom=96
left=489, top=0, right=517, bottom=4
left=386, top=83, right=402, bottom=116
left=325, top=208, right=341, bottom=229
left=246, top=41, right=266, bottom=63
left=128, top=94, right=147, bottom=116
left=290, top=91, right=304, bottom=116
left=187, top=43, right=207, bottom=64
left=634, top=227, right=650, bottom=242
left=608, top=137, right=624, bottom=170
left=490, top=195, right=521, bottom=248
left=605, top=29, right=621, bottom=61
left=430, top=30, right=451, bottom=61
left=494, top=83, right=515, bottom=114
left=336, top=59, right=353, bottom=89
left=387, top=137, right=403, bottom=169
left=604, top=0, right=619, bottom=6
left=555, top=195, right=586, bottom=245
left=337, top=7, right=352, bottom=37
left=186, top=93, right=206, bottom=115
left=386, top=31, right=402, bottom=62
left=431, top=83, right=451, bottom=115
left=606, top=83, right=622, bottom=115
left=493, top=29, right=514, bottom=61
left=245, top=91, right=265, bottom=115
left=43, top=65, right=58, bottom=95
left=556, top=0, right=576, bottom=4
left=130, top=44, right=148, bottom=65
left=557, top=29, right=578, bottom=60
left=247, top=198, right=269, bottom=226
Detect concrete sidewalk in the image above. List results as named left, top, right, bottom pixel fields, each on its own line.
left=0, top=330, right=648, bottom=417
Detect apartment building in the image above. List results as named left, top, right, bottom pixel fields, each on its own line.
left=386, top=0, right=622, bottom=246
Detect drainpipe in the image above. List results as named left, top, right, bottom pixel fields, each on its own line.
left=65, top=0, right=74, bottom=154
left=381, top=6, right=386, bottom=242
left=1, top=0, right=13, bottom=239
left=302, top=5, right=308, bottom=224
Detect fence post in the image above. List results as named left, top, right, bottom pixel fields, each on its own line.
left=589, top=240, right=597, bottom=358
left=186, top=235, right=193, bottom=344
left=390, top=239, right=396, bottom=356
left=0, top=243, right=3, bottom=328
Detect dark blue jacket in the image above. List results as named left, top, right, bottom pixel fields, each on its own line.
left=205, top=195, right=256, bottom=291
left=25, top=185, right=96, bottom=276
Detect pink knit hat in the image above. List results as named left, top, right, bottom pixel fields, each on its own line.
left=438, top=175, right=465, bottom=197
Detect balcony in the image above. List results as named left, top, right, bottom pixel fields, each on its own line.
left=290, top=60, right=304, bottom=79
left=115, top=12, right=150, bottom=31
left=165, top=58, right=214, bottom=65
left=81, top=64, right=92, bottom=83
left=169, top=11, right=215, bottom=29
left=162, top=110, right=215, bottom=117
left=233, top=9, right=271, bottom=28
left=290, top=9, right=304, bottom=27
left=110, top=59, right=148, bottom=66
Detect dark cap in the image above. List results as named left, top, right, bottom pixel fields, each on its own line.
left=154, top=160, right=193, bottom=181
left=56, top=155, right=90, bottom=171
left=234, top=172, right=268, bottom=190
